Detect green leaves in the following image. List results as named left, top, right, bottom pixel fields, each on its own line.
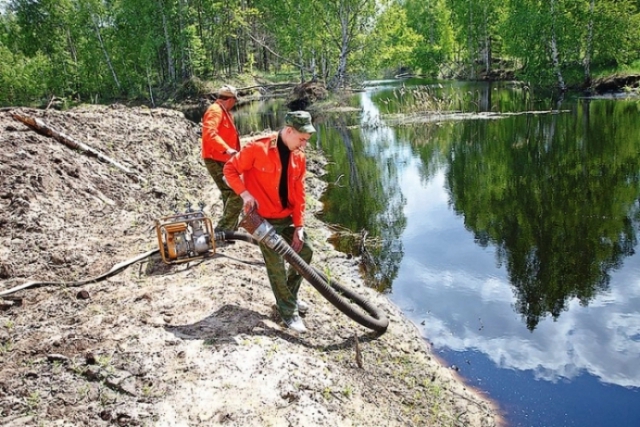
left=0, top=0, right=638, bottom=104
left=0, top=44, right=51, bottom=104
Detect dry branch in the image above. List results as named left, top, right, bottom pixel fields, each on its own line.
left=246, top=32, right=307, bottom=71
left=11, top=112, right=145, bottom=183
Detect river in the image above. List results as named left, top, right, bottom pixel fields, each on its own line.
left=234, top=80, right=640, bottom=427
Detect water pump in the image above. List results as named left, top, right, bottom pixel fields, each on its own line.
left=154, top=202, right=215, bottom=264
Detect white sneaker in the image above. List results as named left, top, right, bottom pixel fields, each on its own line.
left=284, top=315, right=307, bottom=333
left=297, top=300, right=309, bottom=314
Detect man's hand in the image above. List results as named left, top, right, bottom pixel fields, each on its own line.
left=291, top=227, right=304, bottom=252
left=226, top=149, right=238, bottom=156
left=240, top=191, right=258, bottom=213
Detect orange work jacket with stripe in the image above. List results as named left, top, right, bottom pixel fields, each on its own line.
left=201, top=101, right=239, bottom=162
left=223, top=132, right=307, bottom=227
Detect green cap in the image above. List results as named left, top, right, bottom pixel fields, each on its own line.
left=285, top=111, right=316, bottom=134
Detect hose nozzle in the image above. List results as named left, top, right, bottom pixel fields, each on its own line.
left=239, top=210, right=283, bottom=251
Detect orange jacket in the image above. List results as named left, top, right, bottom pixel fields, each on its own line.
left=223, top=132, right=307, bottom=227
left=201, top=101, right=239, bottom=162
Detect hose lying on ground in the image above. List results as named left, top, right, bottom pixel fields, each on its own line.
left=238, top=211, right=389, bottom=333
left=311, top=266, right=389, bottom=332
left=282, top=241, right=389, bottom=333
left=1, top=224, right=389, bottom=333
left=0, top=246, right=260, bottom=298
left=0, top=249, right=160, bottom=298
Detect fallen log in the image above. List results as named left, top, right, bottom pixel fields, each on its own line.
left=11, top=112, right=145, bottom=183
left=383, top=109, right=571, bottom=126
left=238, top=82, right=298, bottom=91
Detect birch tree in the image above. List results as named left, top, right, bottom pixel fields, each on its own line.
left=90, top=11, right=121, bottom=91
left=311, top=0, right=376, bottom=90
left=583, top=0, right=595, bottom=84
left=403, top=0, right=454, bottom=76
left=446, top=0, right=503, bottom=79
left=549, top=0, right=566, bottom=91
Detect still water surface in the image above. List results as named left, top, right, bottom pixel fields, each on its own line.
left=235, top=81, right=640, bottom=427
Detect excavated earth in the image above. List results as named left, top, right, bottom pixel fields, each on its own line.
left=0, top=105, right=502, bottom=427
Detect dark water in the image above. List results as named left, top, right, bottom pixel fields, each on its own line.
left=234, top=81, right=640, bottom=427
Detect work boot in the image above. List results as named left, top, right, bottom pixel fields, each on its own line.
left=284, top=315, right=307, bottom=333
left=297, top=300, right=309, bottom=315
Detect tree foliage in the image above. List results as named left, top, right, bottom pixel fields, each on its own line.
left=367, top=2, right=423, bottom=76
left=0, top=0, right=639, bottom=105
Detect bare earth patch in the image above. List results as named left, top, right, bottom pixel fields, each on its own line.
left=0, top=106, right=502, bottom=426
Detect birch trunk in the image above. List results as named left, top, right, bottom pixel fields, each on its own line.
left=468, top=2, right=475, bottom=79
left=483, top=5, right=491, bottom=74
left=161, top=8, right=176, bottom=82
left=550, top=0, right=567, bottom=91
left=299, top=44, right=305, bottom=82
left=331, top=11, right=350, bottom=89
left=583, top=0, right=595, bottom=84
left=311, top=50, right=317, bottom=81
left=91, top=14, right=121, bottom=91
left=178, top=0, right=188, bottom=79
left=147, top=67, right=156, bottom=107
left=296, top=3, right=305, bottom=82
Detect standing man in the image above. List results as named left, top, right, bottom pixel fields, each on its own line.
left=223, top=111, right=316, bottom=333
left=202, top=84, right=243, bottom=232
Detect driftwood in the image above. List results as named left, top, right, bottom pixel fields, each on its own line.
left=383, top=109, right=571, bottom=127
left=11, top=112, right=145, bottom=183
left=394, top=72, right=431, bottom=79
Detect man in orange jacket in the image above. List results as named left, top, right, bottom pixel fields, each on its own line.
left=202, top=84, right=243, bottom=232
left=223, top=111, right=316, bottom=333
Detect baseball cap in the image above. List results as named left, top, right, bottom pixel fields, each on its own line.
left=285, top=111, right=316, bottom=134
left=218, top=85, right=238, bottom=99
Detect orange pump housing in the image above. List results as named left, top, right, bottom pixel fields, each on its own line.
left=155, top=211, right=215, bottom=264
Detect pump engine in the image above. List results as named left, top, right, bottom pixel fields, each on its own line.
left=155, top=203, right=215, bottom=264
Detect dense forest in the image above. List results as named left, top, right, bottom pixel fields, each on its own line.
left=1, top=0, right=639, bottom=106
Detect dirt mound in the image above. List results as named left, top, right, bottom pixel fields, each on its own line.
left=287, top=82, right=329, bottom=111
left=0, top=106, right=499, bottom=426
left=1, top=105, right=202, bottom=284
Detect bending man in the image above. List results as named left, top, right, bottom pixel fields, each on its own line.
left=223, top=111, right=316, bottom=333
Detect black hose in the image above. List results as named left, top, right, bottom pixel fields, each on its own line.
left=215, top=230, right=259, bottom=245
left=232, top=215, right=389, bottom=333
left=0, top=249, right=160, bottom=297
left=3, top=227, right=390, bottom=334
left=0, top=242, right=262, bottom=297
left=276, top=239, right=389, bottom=333
left=311, top=265, right=389, bottom=331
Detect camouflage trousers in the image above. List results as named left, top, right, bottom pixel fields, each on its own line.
left=259, top=217, right=313, bottom=319
left=204, top=159, right=243, bottom=231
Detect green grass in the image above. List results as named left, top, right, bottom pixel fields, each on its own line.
left=591, top=60, right=640, bottom=79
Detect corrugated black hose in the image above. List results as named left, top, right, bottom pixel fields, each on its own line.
left=2, top=224, right=390, bottom=334
left=238, top=211, right=389, bottom=333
